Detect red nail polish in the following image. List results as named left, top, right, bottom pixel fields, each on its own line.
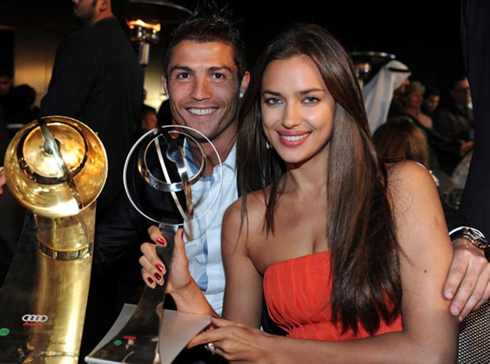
left=156, top=264, right=164, bottom=272
left=147, top=277, right=154, bottom=284
left=154, top=273, right=162, bottom=280
left=157, top=237, right=166, bottom=245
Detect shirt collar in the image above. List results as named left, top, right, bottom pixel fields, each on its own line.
left=184, top=139, right=237, bottom=176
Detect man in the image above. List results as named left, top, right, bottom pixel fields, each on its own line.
left=460, top=0, right=490, bottom=306
left=432, top=75, right=474, bottom=175
left=140, top=0, right=490, bottom=338
left=34, top=0, right=145, bottom=358
left=362, top=59, right=411, bottom=134
left=0, top=69, right=32, bottom=133
left=134, top=104, right=158, bottom=139
left=422, top=85, right=441, bottom=117
left=156, top=1, right=249, bottom=318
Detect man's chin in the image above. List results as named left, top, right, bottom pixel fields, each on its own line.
left=72, top=10, right=91, bottom=26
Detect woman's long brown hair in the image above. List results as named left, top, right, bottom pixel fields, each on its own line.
left=237, top=23, right=402, bottom=335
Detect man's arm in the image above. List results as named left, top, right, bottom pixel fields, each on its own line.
left=444, top=226, right=490, bottom=320
left=437, top=186, right=490, bottom=319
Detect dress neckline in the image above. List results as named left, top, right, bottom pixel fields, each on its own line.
left=264, top=251, right=331, bottom=276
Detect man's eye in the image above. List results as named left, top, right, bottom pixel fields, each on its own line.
left=212, top=73, right=226, bottom=79
left=176, top=73, right=190, bottom=79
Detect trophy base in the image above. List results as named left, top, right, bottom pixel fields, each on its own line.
left=85, top=302, right=210, bottom=364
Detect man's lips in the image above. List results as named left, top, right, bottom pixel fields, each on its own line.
left=187, top=108, right=217, bottom=116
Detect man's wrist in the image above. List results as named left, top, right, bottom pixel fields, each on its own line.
left=449, top=226, right=490, bottom=262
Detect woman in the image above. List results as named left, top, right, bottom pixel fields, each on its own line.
left=403, top=81, right=434, bottom=129
left=392, top=80, right=472, bottom=176
left=373, top=116, right=431, bottom=168
left=140, top=23, right=458, bottom=362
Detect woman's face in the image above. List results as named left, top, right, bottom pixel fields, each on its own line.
left=406, top=88, right=424, bottom=109
left=261, top=55, right=336, bottom=166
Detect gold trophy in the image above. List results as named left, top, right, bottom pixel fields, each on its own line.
left=0, top=116, right=107, bottom=363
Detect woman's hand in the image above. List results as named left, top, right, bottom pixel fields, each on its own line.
left=139, top=226, right=193, bottom=294
left=188, top=317, right=275, bottom=363
left=0, top=168, right=6, bottom=195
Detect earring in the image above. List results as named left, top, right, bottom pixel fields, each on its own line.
left=266, top=140, right=272, bottom=150
left=239, top=92, right=244, bottom=99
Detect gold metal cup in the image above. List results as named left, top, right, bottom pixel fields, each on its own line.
left=0, top=116, right=107, bottom=362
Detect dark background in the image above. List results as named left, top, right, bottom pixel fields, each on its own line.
left=234, top=0, right=464, bottom=96
left=0, top=0, right=465, bottom=101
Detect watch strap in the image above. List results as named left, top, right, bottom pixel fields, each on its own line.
left=449, top=226, right=490, bottom=262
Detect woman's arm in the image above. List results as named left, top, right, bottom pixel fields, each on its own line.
left=189, top=161, right=458, bottom=363
left=220, top=198, right=264, bottom=328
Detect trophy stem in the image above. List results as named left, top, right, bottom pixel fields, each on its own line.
left=0, top=204, right=96, bottom=363
left=85, top=225, right=177, bottom=362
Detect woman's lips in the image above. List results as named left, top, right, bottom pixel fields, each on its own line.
left=277, top=131, right=311, bottom=147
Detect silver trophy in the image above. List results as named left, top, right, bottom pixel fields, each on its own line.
left=86, top=125, right=222, bottom=363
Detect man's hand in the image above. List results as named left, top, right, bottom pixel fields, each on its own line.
left=459, top=140, right=474, bottom=156
left=444, top=237, right=490, bottom=320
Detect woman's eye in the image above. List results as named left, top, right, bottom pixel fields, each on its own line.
left=264, top=97, right=281, bottom=105
left=303, top=96, right=319, bottom=104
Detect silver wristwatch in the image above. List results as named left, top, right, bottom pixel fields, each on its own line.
left=449, top=226, right=490, bottom=262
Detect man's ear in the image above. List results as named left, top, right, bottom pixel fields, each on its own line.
left=239, top=71, right=250, bottom=97
left=99, top=0, right=110, bottom=12
left=161, top=73, right=169, bottom=98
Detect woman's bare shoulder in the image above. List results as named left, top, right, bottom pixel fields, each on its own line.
left=387, top=160, right=434, bottom=193
left=223, top=190, right=267, bottom=235
left=386, top=160, right=442, bottom=219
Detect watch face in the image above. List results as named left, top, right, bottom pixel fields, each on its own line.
left=464, top=227, right=489, bottom=245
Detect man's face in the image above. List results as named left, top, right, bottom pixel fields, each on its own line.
left=451, top=78, right=471, bottom=106
left=72, top=0, right=97, bottom=26
left=162, top=40, right=249, bottom=143
left=141, top=111, right=158, bottom=131
left=0, top=76, right=11, bottom=96
left=424, top=94, right=440, bottom=113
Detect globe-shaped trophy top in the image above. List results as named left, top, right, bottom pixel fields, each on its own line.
left=3, top=116, right=108, bottom=218
left=123, top=125, right=223, bottom=227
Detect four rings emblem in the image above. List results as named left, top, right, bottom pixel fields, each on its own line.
left=22, top=314, right=48, bottom=323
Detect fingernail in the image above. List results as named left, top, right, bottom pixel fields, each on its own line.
left=157, top=237, right=166, bottom=246
left=147, top=277, right=154, bottom=284
left=156, top=264, right=164, bottom=272
left=154, top=273, right=162, bottom=281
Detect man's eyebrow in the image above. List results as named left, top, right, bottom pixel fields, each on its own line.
left=169, top=66, right=193, bottom=74
left=208, top=66, right=234, bottom=73
left=168, top=65, right=235, bottom=75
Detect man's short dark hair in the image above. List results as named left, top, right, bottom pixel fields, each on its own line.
left=0, top=68, right=13, bottom=79
left=162, top=0, right=247, bottom=81
left=424, top=85, right=441, bottom=97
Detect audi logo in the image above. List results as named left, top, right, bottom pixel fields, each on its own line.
left=22, top=314, right=48, bottom=323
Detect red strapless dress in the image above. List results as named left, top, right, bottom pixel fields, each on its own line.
left=263, top=251, right=403, bottom=340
